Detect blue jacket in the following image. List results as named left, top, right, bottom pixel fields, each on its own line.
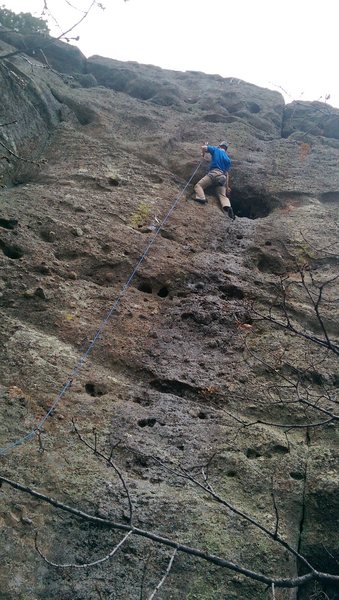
left=207, top=145, right=231, bottom=173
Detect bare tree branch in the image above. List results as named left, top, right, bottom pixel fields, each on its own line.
left=271, top=582, right=276, bottom=600
left=147, top=549, right=177, bottom=600
left=132, top=451, right=315, bottom=571
left=72, top=419, right=134, bottom=524
left=0, top=120, right=17, bottom=127
left=2, top=474, right=338, bottom=589
left=0, top=0, right=98, bottom=61
left=271, top=476, right=279, bottom=540
left=35, top=530, right=132, bottom=568
left=0, top=138, right=44, bottom=165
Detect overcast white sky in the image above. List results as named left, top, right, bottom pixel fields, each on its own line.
left=5, top=0, right=339, bottom=108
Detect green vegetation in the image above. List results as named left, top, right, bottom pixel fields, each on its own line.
left=129, top=201, right=152, bottom=228
left=0, top=5, right=49, bottom=34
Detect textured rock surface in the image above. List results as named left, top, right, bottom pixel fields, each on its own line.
left=0, top=34, right=338, bottom=600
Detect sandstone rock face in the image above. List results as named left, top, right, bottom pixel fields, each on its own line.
left=0, top=35, right=338, bottom=600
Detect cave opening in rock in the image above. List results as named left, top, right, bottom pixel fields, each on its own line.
left=230, top=188, right=279, bottom=219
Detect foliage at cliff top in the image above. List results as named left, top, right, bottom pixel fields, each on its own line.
left=0, top=5, right=49, bottom=34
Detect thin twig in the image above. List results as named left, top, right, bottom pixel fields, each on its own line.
left=72, top=420, right=133, bottom=524
left=147, top=549, right=178, bottom=600
left=35, top=530, right=132, bottom=568
left=0, top=120, right=17, bottom=127
left=0, top=0, right=98, bottom=60
left=271, top=476, right=279, bottom=539
left=0, top=139, right=43, bottom=165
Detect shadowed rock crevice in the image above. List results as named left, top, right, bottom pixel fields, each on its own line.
left=150, top=378, right=200, bottom=400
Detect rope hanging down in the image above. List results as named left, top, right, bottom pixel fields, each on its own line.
left=0, top=161, right=203, bottom=457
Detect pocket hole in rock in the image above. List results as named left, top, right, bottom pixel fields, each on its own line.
left=197, top=411, right=208, bottom=419
left=157, top=286, right=169, bottom=298
left=138, top=281, right=153, bottom=294
left=226, top=470, right=237, bottom=477
left=246, top=448, right=261, bottom=459
left=85, top=382, right=107, bottom=397
left=138, top=417, right=157, bottom=428
left=290, top=471, right=304, bottom=480
left=0, top=240, right=24, bottom=259
left=0, top=218, right=18, bottom=230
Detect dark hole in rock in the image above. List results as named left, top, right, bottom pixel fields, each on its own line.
left=133, top=395, right=152, bottom=406
left=0, top=240, right=24, bottom=259
left=230, top=188, right=279, bottom=219
left=270, top=444, right=289, bottom=455
left=290, top=471, right=304, bottom=480
left=150, top=378, right=196, bottom=400
left=219, top=283, right=245, bottom=299
left=246, top=448, right=261, bottom=459
left=257, top=253, right=285, bottom=275
left=138, top=417, right=157, bottom=428
left=236, top=234, right=243, bottom=240
left=197, top=411, right=208, bottom=419
left=226, top=470, right=237, bottom=477
left=0, top=218, right=18, bottom=230
left=85, top=382, right=107, bottom=397
left=265, top=241, right=272, bottom=246
left=107, top=177, right=120, bottom=186
left=134, top=455, right=149, bottom=467
left=157, top=286, right=169, bottom=298
left=138, top=281, right=153, bottom=294
left=246, top=102, right=261, bottom=114
left=160, top=229, right=176, bottom=241
left=319, top=191, right=339, bottom=203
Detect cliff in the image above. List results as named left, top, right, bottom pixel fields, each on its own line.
left=0, top=30, right=338, bottom=600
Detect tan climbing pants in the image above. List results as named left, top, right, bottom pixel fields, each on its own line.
left=194, top=169, right=231, bottom=209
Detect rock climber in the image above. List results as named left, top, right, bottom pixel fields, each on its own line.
left=194, top=141, right=234, bottom=219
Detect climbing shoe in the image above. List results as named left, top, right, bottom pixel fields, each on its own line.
left=194, top=197, right=208, bottom=205
left=224, top=206, right=235, bottom=220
